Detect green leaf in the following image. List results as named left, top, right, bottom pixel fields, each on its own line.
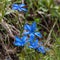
left=35, top=18, right=41, bottom=23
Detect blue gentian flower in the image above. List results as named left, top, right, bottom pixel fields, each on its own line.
left=37, top=46, right=46, bottom=54
left=29, top=39, right=39, bottom=49
left=14, top=36, right=27, bottom=46
left=13, top=21, right=49, bottom=54
left=23, top=22, right=42, bottom=38
left=12, top=3, right=27, bottom=12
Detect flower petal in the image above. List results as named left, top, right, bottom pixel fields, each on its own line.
left=23, top=31, right=30, bottom=35
left=24, top=24, right=31, bottom=31
left=12, top=4, right=19, bottom=10
left=29, top=46, right=34, bottom=49
left=21, top=36, right=27, bottom=41
left=29, top=33, right=35, bottom=42
left=13, top=41, right=22, bottom=46
left=21, top=8, right=28, bottom=12
left=31, top=22, right=37, bottom=32
left=29, top=39, right=39, bottom=49
left=35, top=32, right=42, bottom=38
left=15, top=36, right=21, bottom=42
left=18, top=8, right=23, bottom=11
left=37, top=46, right=46, bottom=54
left=19, top=4, right=26, bottom=8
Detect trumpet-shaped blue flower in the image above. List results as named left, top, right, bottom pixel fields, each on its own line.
left=12, top=3, right=27, bottom=12
left=23, top=22, right=42, bottom=38
left=13, top=21, right=49, bottom=54
left=14, top=36, right=27, bottom=46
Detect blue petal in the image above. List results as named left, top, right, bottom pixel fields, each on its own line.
left=21, top=8, right=28, bottom=12
left=29, top=39, right=39, bottom=49
left=13, top=41, right=22, bottom=46
left=14, top=36, right=27, bottom=46
left=14, top=40, right=25, bottom=46
left=29, top=44, right=38, bottom=49
left=15, top=36, right=21, bottom=42
left=18, top=8, right=23, bottom=11
left=34, top=39, right=39, bottom=44
left=21, top=36, right=28, bottom=45
left=12, top=4, right=19, bottom=10
left=29, top=33, right=35, bottom=42
left=29, top=46, right=34, bottom=49
left=19, top=4, right=26, bottom=8
left=35, top=32, right=43, bottom=38
left=23, top=31, right=30, bottom=35
left=37, top=46, right=46, bottom=54
left=21, top=36, right=27, bottom=41
left=34, top=39, right=39, bottom=47
left=31, top=22, right=37, bottom=32
left=24, top=24, right=31, bottom=31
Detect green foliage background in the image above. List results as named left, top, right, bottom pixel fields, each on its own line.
left=0, top=0, right=60, bottom=60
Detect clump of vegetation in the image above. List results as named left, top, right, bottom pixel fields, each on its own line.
left=0, top=0, right=60, bottom=60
